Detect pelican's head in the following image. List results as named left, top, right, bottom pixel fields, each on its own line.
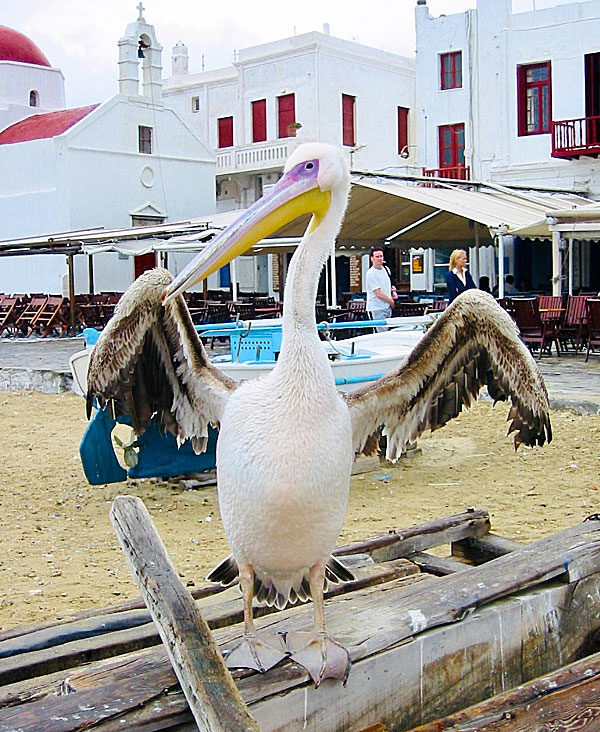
left=162, top=143, right=349, bottom=302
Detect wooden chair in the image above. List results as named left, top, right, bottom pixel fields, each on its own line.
left=32, top=296, right=69, bottom=337
left=538, top=295, right=564, bottom=324
left=511, top=298, right=560, bottom=357
left=0, top=296, right=19, bottom=336
left=13, top=296, right=47, bottom=337
left=559, top=295, right=589, bottom=352
left=231, top=302, right=256, bottom=321
left=585, top=299, right=600, bottom=362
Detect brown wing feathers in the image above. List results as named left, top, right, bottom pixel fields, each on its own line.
left=347, top=290, right=552, bottom=461
left=86, top=268, right=236, bottom=449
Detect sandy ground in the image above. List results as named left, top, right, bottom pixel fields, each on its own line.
left=0, top=389, right=598, bottom=632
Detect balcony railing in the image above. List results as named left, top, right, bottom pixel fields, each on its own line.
left=216, top=139, right=300, bottom=174
left=552, top=116, right=600, bottom=159
left=421, top=164, right=470, bottom=182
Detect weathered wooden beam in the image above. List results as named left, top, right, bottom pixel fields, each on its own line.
left=0, top=559, right=421, bottom=687
left=406, top=649, right=600, bottom=732
left=335, top=509, right=491, bottom=563
left=110, top=494, right=261, bottom=732
left=452, top=533, right=523, bottom=564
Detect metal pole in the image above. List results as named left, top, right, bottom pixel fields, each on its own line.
left=568, top=236, right=573, bottom=296
left=67, top=253, right=76, bottom=337
left=552, top=230, right=561, bottom=296
left=230, top=257, right=238, bottom=301
left=330, top=243, right=337, bottom=308
left=497, top=231, right=505, bottom=299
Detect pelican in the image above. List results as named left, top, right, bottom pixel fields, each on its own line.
left=87, top=143, right=551, bottom=687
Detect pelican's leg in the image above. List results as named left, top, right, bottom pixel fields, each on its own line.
left=286, top=564, right=351, bottom=687
left=225, top=564, right=288, bottom=673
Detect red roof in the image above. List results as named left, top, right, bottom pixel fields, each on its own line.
left=0, top=26, right=50, bottom=67
left=0, top=105, right=99, bottom=145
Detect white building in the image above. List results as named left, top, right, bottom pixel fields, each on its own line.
left=413, top=0, right=600, bottom=294
left=0, top=13, right=215, bottom=296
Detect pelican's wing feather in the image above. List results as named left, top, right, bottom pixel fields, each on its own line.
left=86, top=268, right=237, bottom=452
left=346, top=290, right=552, bottom=461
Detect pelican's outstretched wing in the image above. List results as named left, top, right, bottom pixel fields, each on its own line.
left=87, top=268, right=237, bottom=453
left=346, top=290, right=552, bottom=461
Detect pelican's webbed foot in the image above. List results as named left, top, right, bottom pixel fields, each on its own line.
left=225, top=631, right=288, bottom=673
left=286, top=630, right=351, bottom=687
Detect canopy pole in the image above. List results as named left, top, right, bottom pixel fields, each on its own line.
left=67, top=253, right=76, bottom=337
left=330, top=243, right=337, bottom=308
left=497, top=228, right=506, bottom=299
left=552, top=230, right=561, bottom=296
left=87, top=254, right=95, bottom=295
left=231, top=257, right=238, bottom=301
left=568, top=236, right=573, bottom=296
left=473, top=222, right=480, bottom=286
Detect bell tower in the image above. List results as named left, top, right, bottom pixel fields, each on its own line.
left=118, top=3, right=162, bottom=99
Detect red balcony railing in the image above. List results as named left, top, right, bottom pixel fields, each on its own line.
left=552, top=116, right=600, bottom=159
left=422, top=164, right=470, bottom=181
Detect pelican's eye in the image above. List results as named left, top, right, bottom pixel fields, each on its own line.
left=305, top=161, right=315, bottom=171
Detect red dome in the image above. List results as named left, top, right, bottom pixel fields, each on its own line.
left=0, top=25, right=50, bottom=67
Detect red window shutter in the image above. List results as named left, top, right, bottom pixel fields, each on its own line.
left=397, top=106, right=409, bottom=154
left=438, top=123, right=465, bottom=168
left=252, top=99, right=267, bottom=142
left=217, top=116, right=233, bottom=148
left=342, top=94, right=355, bottom=147
left=134, top=252, right=157, bottom=279
left=278, top=94, right=296, bottom=138
left=440, top=52, right=462, bottom=90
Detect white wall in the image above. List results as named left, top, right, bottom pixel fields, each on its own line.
left=0, top=61, right=65, bottom=132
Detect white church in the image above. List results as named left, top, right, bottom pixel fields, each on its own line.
left=0, top=11, right=215, bottom=296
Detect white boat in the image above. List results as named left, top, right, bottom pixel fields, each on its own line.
left=70, top=316, right=433, bottom=396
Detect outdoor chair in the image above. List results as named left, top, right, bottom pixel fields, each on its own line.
left=511, top=297, right=560, bottom=357
left=0, top=296, right=19, bottom=336
left=13, top=296, right=47, bottom=337
left=32, top=296, right=69, bottom=337
left=559, top=295, right=588, bottom=352
left=584, top=299, right=600, bottom=362
left=538, top=294, right=564, bottom=323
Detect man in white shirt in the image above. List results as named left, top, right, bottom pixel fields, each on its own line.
left=365, top=246, right=396, bottom=330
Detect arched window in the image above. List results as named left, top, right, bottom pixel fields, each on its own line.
left=29, top=90, right=39, bottom=107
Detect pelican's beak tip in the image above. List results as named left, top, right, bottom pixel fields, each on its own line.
left=161, top=287, right=169, bottom=304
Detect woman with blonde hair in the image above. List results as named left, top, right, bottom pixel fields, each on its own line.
left=445, top=248, right=476, bottom=303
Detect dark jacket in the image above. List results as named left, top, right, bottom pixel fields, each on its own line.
left=445, top=269, right=476, bottom=303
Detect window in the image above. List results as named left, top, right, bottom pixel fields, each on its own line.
left=341, top=94, right=355, bottom=147
left=191, top=96, right=200, bottom=113
left=438, top=123, right=465, bottom=168
left=138, top=125, right=152, bottom=154
left=277, top=93, right=296, bottom=138
left=217, top=116, right=234, bottom=148
left=440, top=51, right=462, bottom=90
left=252, top=99, right=267, bottom=142
left=219, top=264, right=231, bottom=288
left=517, top=62, right=551, bottom=135
left=397, top=106, right=409, bottom=154
left=29, top=90, right=39, bottom=107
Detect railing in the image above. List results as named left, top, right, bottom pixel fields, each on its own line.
left=216, top=139, right=299, bottom=174
left=422, top=164, right=470, bottom=181
left=552, top=115, right=600, bottom=159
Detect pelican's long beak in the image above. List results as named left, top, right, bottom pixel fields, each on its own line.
left=162, top=160, right=330, bottom=302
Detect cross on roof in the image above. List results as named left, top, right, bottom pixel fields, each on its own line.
left=137, top=2, right=145, bottom=20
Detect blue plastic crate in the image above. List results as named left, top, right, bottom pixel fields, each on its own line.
left=229, top=326, right=282, bottom=363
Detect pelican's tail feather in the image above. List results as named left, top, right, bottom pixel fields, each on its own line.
left=206, top=554, right=239, bottom=586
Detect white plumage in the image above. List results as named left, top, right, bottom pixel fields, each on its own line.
left=88, top=143, right=551, bottom=686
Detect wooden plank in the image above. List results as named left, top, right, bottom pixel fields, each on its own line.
left=407, top=649, right=600, bottom=732
left=335, top=509, right=491, bottom=563
left=452, top=533, right=523, bottom=563
left=3, top=522, right=600, bottom=731
left=0, top=559, right=419, bottom=688
left=110, top=494, right=261, bottom=732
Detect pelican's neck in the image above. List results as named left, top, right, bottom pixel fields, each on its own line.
left=279, top=188, right=348, bottom=357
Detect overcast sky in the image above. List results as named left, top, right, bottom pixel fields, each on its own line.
left=1, top=0, right=578, bottom=108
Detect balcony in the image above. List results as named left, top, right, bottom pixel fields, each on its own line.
left=552, top=116, right=600, bottom=159
left=216, top=139, right=301, bottom=175
left=421, top=164, right=471, bottom=183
